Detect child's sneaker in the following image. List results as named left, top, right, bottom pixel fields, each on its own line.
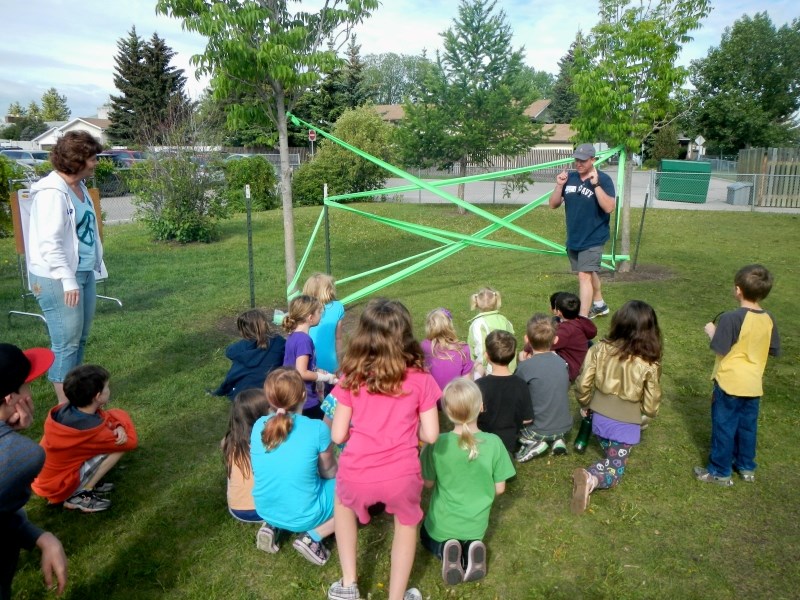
left=94, top=482, right=115, bottom=494
left=571, top=468, right=594, bottom=515
left=738, top=470, right=755, bottom=483
left=256, top=523, right=280, bottom=553
left=515, top=440, right=548, bottom=462
left=588, top=303, right=610, bottom=319
left=63, top=490, right=111, bottom=513
left=328, top=579, right=361, bottom=600
left=693, top=466, right=734, bottom=487
left=404, top=589, right=423, bottom=600
left=551, top=439, right=568, bottom=456
left=463, top=540, right=487, bottom=582
left=292, top=533, right=329, bottom=565
left=441, top=539, right=464, bottom=585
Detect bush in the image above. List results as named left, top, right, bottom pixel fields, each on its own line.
left=222, top=156, right=279, bottom=212
left=129, top=154, right=229, bottom=243
left=292, top=106, right=395, bottom=206
left=34, top=160, right=53, bottom=177
left=0, top=156, right=27, bottom=237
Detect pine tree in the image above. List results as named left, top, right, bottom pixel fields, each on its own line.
left=26, top=101, right=42, bottom=121
left=7, top=102, right=26, bottom=117
left=40, top=88, right=71, bottom=121
left=341, top=36, right=370, bottom=110
left=107, top=27, right=188, bottom=145
left=549, top=34, right=582, bottom=124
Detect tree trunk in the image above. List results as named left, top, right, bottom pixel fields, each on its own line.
left=275, top=92, right=297, bottom=291
left=617, top=157, right=633, bottom=273
left=456, top=155, right=468, bottom=215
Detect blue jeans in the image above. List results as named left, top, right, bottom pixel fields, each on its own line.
left=707, top=382, right=760, bottom=477
left=30, top=271, right=96, bottom=382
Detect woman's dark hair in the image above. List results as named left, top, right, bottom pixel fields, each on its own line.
left=221, top=389, right=270, bottom=477
left=605, top=300, right=662, bottom=364
left=50, top=131, right=104, bottom=175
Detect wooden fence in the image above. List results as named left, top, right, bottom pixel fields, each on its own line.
left=737, top=148, right=800, bottom=208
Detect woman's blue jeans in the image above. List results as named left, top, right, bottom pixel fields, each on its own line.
left=30, top=270, right=96, bottom=382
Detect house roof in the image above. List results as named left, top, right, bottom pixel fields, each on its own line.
left=523, top=99, right=551, bottom=119
left=543, top=123, right=577, bottom=143
left=73, top=118, right=111, bottom=130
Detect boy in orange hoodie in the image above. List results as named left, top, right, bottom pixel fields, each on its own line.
left=33, top=365, right=137, bottom=512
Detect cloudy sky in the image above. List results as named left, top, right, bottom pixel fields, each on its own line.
left=2, top=0, right=798, bottom=119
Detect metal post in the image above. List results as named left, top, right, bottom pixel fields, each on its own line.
left=632, top=191, right=649, bottom=271
left=245, top=184, right=255, bottom=308
left=492, top=180, right=496, bottom=204
left=324, top=184, right=331, bottom=275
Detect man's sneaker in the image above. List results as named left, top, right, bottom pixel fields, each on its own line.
left=94, top=482, right=115, bottom=494
left=551, top=439, right=568, bottom=456
left=404, top=589, right=422, bottom=600
left=738, top=470, right=755, bottom=483
left=463, top=540, right=487, bottom=582
left=256, top=523, right=280, bottom=553
left=442, top=539, right=464, bottom=585
left=328, top=579, right=361, bottom=600
left=693, top=466, right=734, bottom=487
left=515, top=440, right=549, bottom=462
left=571, top=468, right=593, bottom=515
left=292, top=533, right=329, bottom=565
left=63, top=490, right=111, bottom=513
left=588, top=303, right=610, bottom=319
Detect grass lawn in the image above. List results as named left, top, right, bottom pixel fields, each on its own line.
left=2, top=203, right=798, bottom=600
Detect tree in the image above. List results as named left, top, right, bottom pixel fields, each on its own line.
left=7, top=102, right=25, bottom=117
left=572, top=0, right=711, bottom=271
left=517, top=66, right=555, bottom=101
left=362, top=52, right=434, bottom=104
left=395, top=0, right=546, bottom=211
left=292, top=105, right=394, bottom=205
left=549, top=34, right=583, bottom=123
left=649, top=124, right=682, bottom=163
left=40, top=88, right=71, bottom=121
left=156, top=0, right=379, bottom=290
left=26, top=102, right=42, bottom=121
left=107, top=27, right=189, bottom=145
left=690, top=13, right=800, bottom=154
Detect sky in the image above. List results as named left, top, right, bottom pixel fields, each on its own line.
left=1, top=0, right=799, bottom=120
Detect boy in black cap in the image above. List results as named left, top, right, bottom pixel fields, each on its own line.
left=0, top=343, right=67, bottom=597
left=549, top=143, right=616, bottom=319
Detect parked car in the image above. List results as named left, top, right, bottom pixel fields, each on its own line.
left=101, top=149, right=148, bottom=168
left=0, top=149, right=50, bottom=168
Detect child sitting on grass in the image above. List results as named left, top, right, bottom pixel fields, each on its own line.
left=515, top=314, right=572, bottom=461
left=421, top=308, right=474, bottom=391
left=468, top=287, right=516, bottom=376
left=421, top=378, right=515, bottom=586
left=221, top=389, right=271, bottom=523
left=550, top=292, right=597, bottom=382
left=475, top=331, right=533, bottom=454
left=32, top=365, right=138, bottom=513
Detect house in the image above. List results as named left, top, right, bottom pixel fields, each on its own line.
left=33, top=117, right=111, bottom=150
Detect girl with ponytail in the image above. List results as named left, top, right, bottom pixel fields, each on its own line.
left=249, top=368, right=337, bottom=566
left=419, top=378, right=516, bottom=586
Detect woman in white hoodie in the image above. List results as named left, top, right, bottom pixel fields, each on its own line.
left=28, top=131, right=104, bottom=404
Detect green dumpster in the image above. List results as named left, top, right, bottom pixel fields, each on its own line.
left=658, top=159, right=711, bottom=203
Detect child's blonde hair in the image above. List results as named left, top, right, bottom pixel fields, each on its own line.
left=237, top=309, right=272, bottom=349
left=282, top=295, right=321, bottom=332
left=425, top=308, right=466, bottom=358
left=470, top=287, right=501, bottom=312
left=339, top=298, right=425, bottom=395
left=526, top=313, right=556, bottom=351
left=260, top=368, right=306, bottom=451
left=302, top=273, right=337, bottom=305
left=442, top=378, right=482, bottom=461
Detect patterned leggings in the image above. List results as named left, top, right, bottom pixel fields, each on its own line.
left=587, top=437, right=634, bottom=489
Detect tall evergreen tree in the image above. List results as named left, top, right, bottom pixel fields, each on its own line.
left=107, top=27, right=188, bottom=145
left=26, top=102, right=42, bottom=121
left=40, top=88, right=71, bottom=121
left=7, top=102, right=26, bottom=117
left=549, top=34, right=582, bottom=124
left=341, top=36, right=370, bottom=110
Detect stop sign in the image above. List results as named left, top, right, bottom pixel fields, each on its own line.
left=308, top=129, right=317, bottom=142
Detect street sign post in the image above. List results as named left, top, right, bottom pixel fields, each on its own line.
left=309, top=129, right=316, bottom=156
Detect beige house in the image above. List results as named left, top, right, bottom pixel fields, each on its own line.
left=33, top=117, right=110, bottom=150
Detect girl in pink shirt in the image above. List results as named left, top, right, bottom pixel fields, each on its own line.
left=328, top=299, right=440, bottom=600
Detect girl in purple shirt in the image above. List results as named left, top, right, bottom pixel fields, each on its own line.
left=421, top=308, right=474, bottom=392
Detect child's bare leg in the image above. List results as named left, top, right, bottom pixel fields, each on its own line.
left=82, top=452, right=124, bottom=489
left=53, top=382, right=68, bottom=405
left=388, top=517, right=418, bottom=600
left=334, top=496, right=359, bottom=586
left=312, top=517, right=335, bottom=538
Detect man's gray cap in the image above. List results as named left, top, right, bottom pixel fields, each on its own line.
left=573, top=143, right=596, bottom=160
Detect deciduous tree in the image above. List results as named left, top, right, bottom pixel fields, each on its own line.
left=362, top=52, right=434, bottom=104
left=572, top=0, right=710, bottom=271
left=395, top=0, right=546, bottom=212
left=156, top=0, right=378, bottom=289
left=690, top=12, right=800, bottom=154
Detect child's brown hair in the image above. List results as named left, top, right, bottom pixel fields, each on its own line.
left=485, top=330, right=516, bottom=366
left=222, top=389, right=270, bottom=477
left=526, top=313, right=556, bottom=351
left=282, top=295, right=321, bottom=333
left=260, top=368, right=306, bottom=451
left=237, top=309, right=273, bottom=349
left=735, top=264, right=774, bottom=302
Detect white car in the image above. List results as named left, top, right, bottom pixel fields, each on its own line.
left=0, top=149, right=50, bottom=168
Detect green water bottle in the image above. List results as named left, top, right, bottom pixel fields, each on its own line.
left=574, top=411, right=593, bottom=453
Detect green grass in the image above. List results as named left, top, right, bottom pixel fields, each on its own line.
left=3, top=204, right=799, bottom=599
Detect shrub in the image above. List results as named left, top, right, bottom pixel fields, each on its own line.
left=222, top=156, right=279, bottom=212
left=0, top=156, right=26, bottom=237
left=34, top=160, right=53, bottom=177
left=130, top=154, right=228, bottom=243
left=292, top=106, right=395, bottom=206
